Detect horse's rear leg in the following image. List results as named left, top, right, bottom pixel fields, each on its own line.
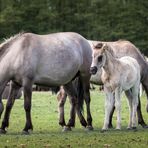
left=22, top=79, right=33, bottom=134
left=125, top=90, right=133, bottom=129
left=80, top=76, right=93, bottom=130
left=63, top=82, right=87, bottom=130
left=57, top=86, right=67, bottom=127
left=0, top=81, right=21, bottom=134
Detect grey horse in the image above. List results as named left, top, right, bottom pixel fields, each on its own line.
left=0, top=32, right=92, bottom=134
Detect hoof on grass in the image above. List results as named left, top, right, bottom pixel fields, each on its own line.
left=62, top=126, right=72, bottom=132
left=0, top=129, right=6, bottom=134
left=100, top=129, right=107, bottom=133
left=22, top=130, right=30, bottom=135
left=85, top=126, right=94, bottom=131
left=115, top=128, right=121, bottom=131
left=142, top=125, right=148, bottom=129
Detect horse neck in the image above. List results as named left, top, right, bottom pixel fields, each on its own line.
left=103, top=50, right=118, bottom=75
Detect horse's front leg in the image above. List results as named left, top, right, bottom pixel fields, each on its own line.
left=0, top=81, right=21, bottom=134
left=22, top=79, right=33, bottom=134
left=57, top=86, right=67, bottom=127
left=102, top=90, right=114, bottom=131
left=115, top=88, right=122, bottom=130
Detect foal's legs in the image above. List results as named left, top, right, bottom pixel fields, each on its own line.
left=114, top=88, right=122, bottom=130
left=0, top=81, right=21, bottom=133
left=22, top=79, right=33, bottom=134
left=102, top=90, right=114, bottom=130
left=131, top=86, right=139, bottom=128
left=57, top=86, right=67, bottom=127
left=125, top=90, right=133, bottom=129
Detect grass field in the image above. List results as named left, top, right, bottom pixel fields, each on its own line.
left=0, top=88, right=147, bottom=148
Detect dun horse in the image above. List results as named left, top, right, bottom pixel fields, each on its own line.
left=90, top=43, right=140, bottom=130
left=0, top=32, right=93, bottom=134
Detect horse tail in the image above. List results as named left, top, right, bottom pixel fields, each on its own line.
left=75, top=77, right=84, bottom=114
left=146, top=101, right=148, bottom=113
left=0, top=101, right=4, bottom=119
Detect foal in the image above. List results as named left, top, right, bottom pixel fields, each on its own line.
left=90, top=43, right=140, bottom=130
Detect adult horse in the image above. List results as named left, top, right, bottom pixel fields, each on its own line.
left=91, top=43, right=140, bottom=130
left=0, top=32, right=93, bottom=134
left=57, top=40, right=148, bottom=129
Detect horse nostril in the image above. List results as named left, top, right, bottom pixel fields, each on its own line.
left=90, top=67, right=98, bottom=75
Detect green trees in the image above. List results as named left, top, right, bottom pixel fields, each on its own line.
left=0, top=0, right=148, bottom=55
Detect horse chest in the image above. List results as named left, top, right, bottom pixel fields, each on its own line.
left=102, top=73, right=119, bottom=92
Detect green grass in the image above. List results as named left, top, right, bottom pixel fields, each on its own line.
left=0, top=88, right=147, bottom=148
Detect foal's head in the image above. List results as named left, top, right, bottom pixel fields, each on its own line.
left=90, top=43, right=109, bottom=75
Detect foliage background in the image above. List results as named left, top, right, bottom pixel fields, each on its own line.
left=0, top=0, right=148, bottom=55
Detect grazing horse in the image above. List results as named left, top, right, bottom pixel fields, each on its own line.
left=57, top=40, right=148, bottom=129
left=0, top=32, right=93, bottom=134
left=90, top=43, right=140, bottom=130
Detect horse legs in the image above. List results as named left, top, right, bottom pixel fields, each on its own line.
left=108, top=99, right=115, bottom=128
left=0, top=82, right=8, bottom=118
left=140, top=75, right=148, bottom=128
left=22, top=79, right=33, bottom=134
left=57, top=86, right=67, bottom=127
left=125, top=90, right=133, bottom=129
left=102, top=90, right=114, bottom=130
left=63, top=82, right=87, bottom=130
left=125, top=89, right=148, bottom=128
left=0, top=81, right=21, bottom=134
left=114, top=88, right=122, bottom=130
left=80, top=76, right=93, bottom=130
left=131, top=86, right=139, bottom=129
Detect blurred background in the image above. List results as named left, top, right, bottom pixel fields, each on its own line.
left=0, top=0, right=148, bottom=55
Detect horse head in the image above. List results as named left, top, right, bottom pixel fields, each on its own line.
left=90, top=42, right=107, bottom=75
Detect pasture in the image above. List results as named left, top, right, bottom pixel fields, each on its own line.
left=0, top=87, right=147, bottom=148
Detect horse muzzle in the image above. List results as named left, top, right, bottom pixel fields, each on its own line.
left=90, top=66, right=98, bottom=75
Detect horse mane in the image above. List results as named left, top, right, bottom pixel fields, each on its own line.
left=0, top=32, right=24, bottom=57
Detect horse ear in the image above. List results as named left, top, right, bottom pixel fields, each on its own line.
left=102, top=44, right=108, bottom=51
left=95, top=42, right=103, bottom=49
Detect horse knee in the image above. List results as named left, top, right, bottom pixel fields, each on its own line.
left=59, top=100, right=65, bottom=107
left=24, top=103, right=31, bottom=111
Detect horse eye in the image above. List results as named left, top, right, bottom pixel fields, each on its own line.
left=98, top=55, right=103, bottom=62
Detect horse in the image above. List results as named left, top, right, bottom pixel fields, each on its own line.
left=0, top=32, right=93, bottom=134
left=89, top=40, right=148, bottom=128
left=57, top=39, right=148, bottom=129
left=90, top=43, right=140, bottom=130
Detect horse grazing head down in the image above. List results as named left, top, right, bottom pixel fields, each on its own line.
left=90, top=43, right=109, bottom=75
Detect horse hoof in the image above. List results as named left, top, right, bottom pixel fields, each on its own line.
left=100, top=129, right=107, bottom=133
left=108, top=124, right=113, bottom=129
left=85, top=126, right=94, bottom=131
left=0, top=129, right=6, bottom=134
left=127, top=127, right=132, bottom=130
left=22, top=130, right=30, bottom=135
left=115, top=128, right=121, bottom=131
left=132, top=127, right=137, bottom=131
left=143, top=125, right=148, bottom=129
left=62, top=126, right=72, bottom=132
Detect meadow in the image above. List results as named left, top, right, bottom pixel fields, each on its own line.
left=0, top=87, right=147, bottom=148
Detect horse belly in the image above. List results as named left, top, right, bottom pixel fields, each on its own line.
left=34, top=57, right=81, bottom=86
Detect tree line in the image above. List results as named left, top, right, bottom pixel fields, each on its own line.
left=0, top=0, right=148, bottom=55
